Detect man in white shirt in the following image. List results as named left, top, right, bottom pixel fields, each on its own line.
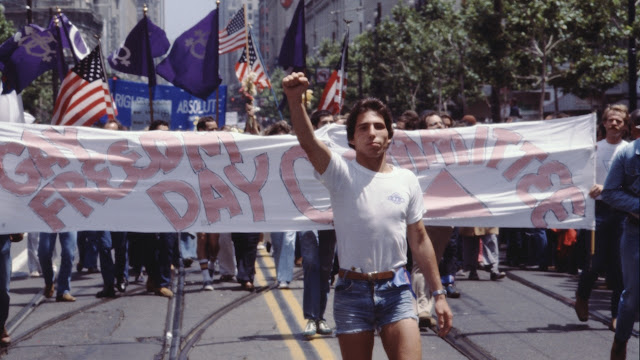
left=283, top=72, right=452, bottom=359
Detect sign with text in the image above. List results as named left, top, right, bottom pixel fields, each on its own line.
left=0, top=114, right=596, bottom=233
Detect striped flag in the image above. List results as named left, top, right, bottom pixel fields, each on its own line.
left=318, top=30, right=348, bottom=114
left=235, top=30, right=271, bottom=91
left=219, top=7, right=246, bottom=54
left=51, top=45, right=115, bottom=126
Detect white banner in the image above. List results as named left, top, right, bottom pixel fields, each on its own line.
left=0, top=114, right=596, bottom=233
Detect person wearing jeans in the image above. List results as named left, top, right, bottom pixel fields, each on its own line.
left=299, top=230, right=336, bottom=336
left=270, top=231, right=296, bottom=288
left=38, top=232, right=77, bottom=302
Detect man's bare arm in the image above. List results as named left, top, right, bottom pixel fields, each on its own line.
left=282, top=72, right=331, bottom=174
left=407, top=220, right=453, bottom=337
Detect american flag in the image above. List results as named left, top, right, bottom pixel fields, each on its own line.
left=235, top=31, right=271, bottom=91
left=219, top=8, right=246, bottom=54
left=318, top=30, right=349, bottom=114
left=51, top=45, right=115, bottom=126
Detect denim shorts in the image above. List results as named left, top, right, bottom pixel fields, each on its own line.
left=332, top=268, right=417, bottom=335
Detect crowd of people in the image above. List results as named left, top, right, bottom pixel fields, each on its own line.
left=0, top=86, right=637, bottom=360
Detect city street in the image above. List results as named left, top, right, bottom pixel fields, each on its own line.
left=2, top=239, right=638, bottom=360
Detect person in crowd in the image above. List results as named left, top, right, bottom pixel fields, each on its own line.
left=603, top=109, right=640, bottom=360
left=76, top=231, right=99, bottom=273
left=39, top=232, right=77, bottom=302
left=460, top=227, right=506, bottom=280
left=216, top=233, right=237, bottom=282
left=298, top=110, right=339, bottom=337
left=0, top=233, right=22, bottom=345
left=26, top=232, right=42, bottom=277
left=461, top=114, right=477, bottom=127
left=440, top=113, right=455, bottom=128
left=283, top=72, right=452, bottom=358
left=417, top=111, right=444, bottom=130
left=574, top=104, right=628, bottom=330
left=399, top=110, right=420, bottom=130
left=264, top=121, right=297, bottom=289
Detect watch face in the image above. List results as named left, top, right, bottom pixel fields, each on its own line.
left=281, top=0, right=293, bottom=8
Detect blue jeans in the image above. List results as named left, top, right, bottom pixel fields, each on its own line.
left=333, top=269, right=416, bottom=335
left=77, top=231, right=98, bottom=269
left=90, top=231, right=115, bottom=288
left=577, top=202, right=624, bottom=317
left=39, top=232, right=77, bottom=296
left=615, top=219, right=639, bottom=342
left=299, top=230, right=336, bottom=321
left=271, top=232, right=296, bottom=283
left=0, top=235, right=11, bottom=330
left=179, top=232, right=197, bottom=260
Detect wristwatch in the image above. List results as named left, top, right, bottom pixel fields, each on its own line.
left=432, top=289, right=447, bottom=297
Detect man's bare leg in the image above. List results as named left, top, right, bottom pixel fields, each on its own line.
left=338, top=331, right=375, bottom=360
left=380, top=318, right=422, bottom=360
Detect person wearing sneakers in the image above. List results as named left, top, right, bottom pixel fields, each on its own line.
left=0, top=233, right=23, bottom=345
left=574, top=104, right=628, bottom=330
left=283, top=73, right=452, bottom=358
left=602, top=109, right=640, bottom=360
left=38, top=232, right=77, bottom=302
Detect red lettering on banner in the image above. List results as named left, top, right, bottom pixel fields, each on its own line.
left=388, top=130, right=428, bottom=173
left=139, top=132, right=183, bottom=174
left=198, top=169, right=242, bottom=223
left=503, top=141, right=548, bottom=181
left=183, top=132, right=222, bottom=173
left=224, top=153, right=269, bottom=222
left=471, top=126, right=489, bottom=165
left=22, top=130, right=70, bottom=179
left=28, top=182, right=66, bottom=231
left=531, top=186, right=586, bottom=228
left=106, top=140, right=151, bottom=181
left=147, top=181, right=199, bottom=231
left=51, top=171, right=97, bottom=217
left=0, top=142, right=41, bottom=195
left=218, top=132, right=243, bottom=164
left=281, top=145, right=332, bottom=224
left=42, top=127, right=89, bottom=161
left=487, top=128, right=521, bottom=169
left=517, top=161, right=573, bottom=208
left=81, top=156, right=131, bottom=200
left=420, top=129, right=470, bottom=166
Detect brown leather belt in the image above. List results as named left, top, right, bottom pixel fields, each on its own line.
left=338, top=269, right=395, bottom=281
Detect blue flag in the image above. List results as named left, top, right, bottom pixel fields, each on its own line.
left=278, top=0, right=306, bottom=71
left=0, top=25, right=58, bottom=94
left=108, top=17, right=170, bottom=87
left=156, top=10, right=221, bottom=100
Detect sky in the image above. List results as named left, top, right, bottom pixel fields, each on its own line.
left=164, top=0, right=219, bottom=42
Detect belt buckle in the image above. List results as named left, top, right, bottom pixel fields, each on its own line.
left=365, top=272, right=375, bottom=282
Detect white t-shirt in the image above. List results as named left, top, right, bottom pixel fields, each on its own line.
left=316, top=152, right=425, bottom=273
left=595, top=139, right=627, bottom=199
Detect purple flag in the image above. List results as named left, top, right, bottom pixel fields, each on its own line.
left=0, top=25, right=58, bottom=94
left=156, top=10, right=221, bottom=100
left=48, top=13, right=90, bottom=63
left=108, top=17, right=170, bottom=87
left=278, top=0, right=306, bottom=71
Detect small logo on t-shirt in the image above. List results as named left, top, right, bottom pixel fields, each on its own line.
left=388, top=192, right=405, bottom=205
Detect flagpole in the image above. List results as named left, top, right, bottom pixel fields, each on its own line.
left=338, top=21, right=350, bottom=114
left=215, top=0, right=220, bottom=125
left=143, top=4, right=154, bottom=123
left=96, top=39, right=115, bottom=121
left=51, top=8, right=60, bottom=103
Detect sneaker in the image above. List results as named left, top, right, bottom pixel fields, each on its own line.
left=303, top=319, right=317, bottom=337
left=44, top=284, right=55, bottom=298
left=96, top=288, right=117, bottom=298
left=116, top=276, right=128, bottom=293
left=56, top=293, right=76, bottom=302
left=316, top=320, right=332, bottom=335
left=257, top=242, right=266, bottom=250
left=490, top=271, right=506, bottom=281
left=155, top=287, right=173, bottom=298
left=29, top=271, right=41, bottom=277
left=445, top=284, right=461, bottom=298
left=278, top=282, right=290, bottom=289
left=203, top=281, right=214, bottom=291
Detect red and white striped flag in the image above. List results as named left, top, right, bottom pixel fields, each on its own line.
left=219, top=7, right=246, bottom=54
left=318, top=31, right=349, bottom=114
left=235, top=30, right=271, bottom=91
left=51, top=45, right=115, bottom=126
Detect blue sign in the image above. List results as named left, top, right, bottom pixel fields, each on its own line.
left=108, top=79, right=227, bottom=130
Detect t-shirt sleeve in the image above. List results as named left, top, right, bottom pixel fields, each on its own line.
left=315, top=151, right=348, bottom=192
left=406, top=172, right=425, bottom=224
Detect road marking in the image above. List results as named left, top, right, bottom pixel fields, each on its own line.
left=254, top=258, right=306, bottom=359
left=256, top=250, right=336, bottom=360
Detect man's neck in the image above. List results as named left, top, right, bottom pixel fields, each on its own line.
left=355, top=153, right=392, bottom=173
left=605, top=133, right=623, bottom=145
